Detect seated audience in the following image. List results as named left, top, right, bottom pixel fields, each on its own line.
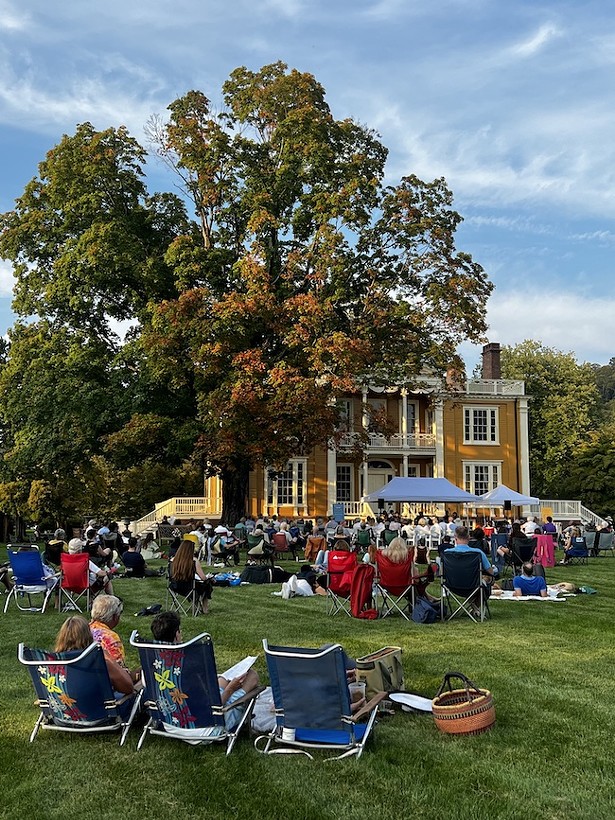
left=67, top=538, right=113, bottom=594
left=513, top=562, right=547, bottom=597
left=56, top=614, right=134, bottom=695
left=170, top=538, right=213, bottom=614
left=89, top=594, right=141, bottom=685
left=150, top=611, right=259, bottom=730
left=44, top=529, right=68, bottom=566
left=122, top=537, right=159, bottom=577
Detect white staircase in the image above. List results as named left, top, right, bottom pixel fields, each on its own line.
left=130, top=497, right=214, bottom=536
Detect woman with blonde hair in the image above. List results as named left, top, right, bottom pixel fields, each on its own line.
left=381, top=536, right=411, bottom=564
left=169, top=539, right=213, bottom=614
left=54, top=615, right=134, bottom=695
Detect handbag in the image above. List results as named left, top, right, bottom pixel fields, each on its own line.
left=355, top=646, right=404, bottom=699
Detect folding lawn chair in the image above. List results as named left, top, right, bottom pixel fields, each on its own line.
left=271, top=532, right=291, bottom=560
left=130, top=630, right=263, bottom=754
left=255, top=641, right=386, bottom=760
left=166, top=575, right=199, bottom=617
left=4, top=546, right=59, bottom=614
left=594, top=531, right=614, bottom=557
left=304, top=534, right=325, bottom=563
left=59, top=552, right=92, bottom=612
left=440, top=550, right=490, bottom=623
left=18, top=641, right=140, bottom=745
left=509, top=536, right=536, bottom=572
left=374, top=552, right=415, bottom=620
left=565, top=536, right=590, bottom=565
left=326, top=551, right=357, bottom=616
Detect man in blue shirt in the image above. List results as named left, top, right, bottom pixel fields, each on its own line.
left=445, top=526, right=494, bottom=574
left=513, top=562, right=547, bottom=597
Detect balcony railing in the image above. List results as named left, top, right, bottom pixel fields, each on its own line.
left=465, top=379, right=525, bottom=396
left=338, top=432, right=436, bottom=450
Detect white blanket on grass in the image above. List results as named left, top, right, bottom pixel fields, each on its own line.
left=491, top=588, right=575, bottom=602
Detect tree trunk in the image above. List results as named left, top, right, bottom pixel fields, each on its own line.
left=220, top=460, right=250, bottom=526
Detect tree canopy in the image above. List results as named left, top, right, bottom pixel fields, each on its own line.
left=0, top=62, right=492, bottom=526
left=500, top=340, right=602, bottom=498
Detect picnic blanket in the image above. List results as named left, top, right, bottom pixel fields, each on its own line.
left=490, top=588, right=575, bottom=602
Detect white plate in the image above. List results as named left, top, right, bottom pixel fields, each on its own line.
left=389, top=692, right=433, bottom=712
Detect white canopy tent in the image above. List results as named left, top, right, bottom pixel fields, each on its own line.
left=365, top=477, right=481, bottom=505
left=479, top=484, right=539, bottom=507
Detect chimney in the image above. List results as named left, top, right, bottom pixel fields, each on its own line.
left=482, top=342, right=501, bottom=380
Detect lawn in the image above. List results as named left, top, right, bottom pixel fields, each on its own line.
left=1, top=547, right=614, bottom=820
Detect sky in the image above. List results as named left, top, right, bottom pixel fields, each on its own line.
left=1, top=0, right=615, bottom=371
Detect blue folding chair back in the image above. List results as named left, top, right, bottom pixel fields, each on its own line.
left=18, top=642, right=139, bottom=744
left=440, top=550, right=490, bottom=622
left=567, top=536, right=589, bottom=564
left=130, top=630, right=260, bottom=754
left=4, top=547, right=58, bottom=614
left=257, top=641, right=385, bottom=760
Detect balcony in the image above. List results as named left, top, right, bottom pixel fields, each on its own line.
left=465, top=379, right=525, bottom=396
left=338, top=432, right=436, bottom=453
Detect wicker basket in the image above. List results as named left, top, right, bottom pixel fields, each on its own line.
left=432, top=672, right=495, bottom=736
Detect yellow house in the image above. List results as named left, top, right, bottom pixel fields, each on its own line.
left=202, top=343, right=530, bottom=520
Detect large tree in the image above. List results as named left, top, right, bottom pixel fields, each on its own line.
left=500, top=340, right=602, bottom=498
left=0, top=123, right=191, bottom=524
left=143, top=63, right=493, bottom=523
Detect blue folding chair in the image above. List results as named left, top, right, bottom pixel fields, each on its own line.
left=4, top=546, right=59, bottom=614
left=130, top=630, right=263, bottom=754
left=256, top=641, right=386, bottom=760
left=18, top=642, right=140, bottom=745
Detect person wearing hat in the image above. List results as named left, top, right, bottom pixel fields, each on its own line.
left=68, top=537, right=114, bottom=594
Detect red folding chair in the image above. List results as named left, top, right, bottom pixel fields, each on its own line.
left=60, top=553, right=91, bottom=612
left=271, top=532, right=291, bottom=560
left=375, top=552, right=436, bottom=619
left=375, top=553, right=415, bottom=619
left=326, top=551, right=357, bottom=616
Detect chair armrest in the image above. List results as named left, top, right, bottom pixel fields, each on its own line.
left=221, top=685, right=267, bottom=711
left=351, top=691, right=388, bottom=722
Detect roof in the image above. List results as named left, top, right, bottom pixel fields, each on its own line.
left=365, top=478, right=481, bottom=504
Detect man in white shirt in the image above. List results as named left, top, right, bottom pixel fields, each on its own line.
left=521, top=516, right=538, bottom=537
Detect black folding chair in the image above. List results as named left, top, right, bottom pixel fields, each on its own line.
left=440, top=550, right=490, bottom=623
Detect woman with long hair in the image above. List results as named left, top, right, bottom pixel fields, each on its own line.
left=170, top=539, right=213, bottom=614
left=54, top=615, right=134, bottom=695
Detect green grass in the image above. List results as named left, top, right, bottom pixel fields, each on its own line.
left=2, top=549, right=614, bottom=820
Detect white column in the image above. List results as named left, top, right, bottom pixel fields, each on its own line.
left=402, top=454, right=409, bottom=477
left=434, top=399, right=445, bottom=478
left=519, top=398, right=531, bottom=513
left=401, top=389, right=408, bottom=441
left=327, top=443, right=337, bottom=516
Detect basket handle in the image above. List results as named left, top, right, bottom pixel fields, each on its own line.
left=435, top=671, right=483, bottom=699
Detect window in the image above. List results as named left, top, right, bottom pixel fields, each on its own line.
left=336, top=465, right=352, bottom=502
left=266, top=459, right=307, bottom=507
left=463, top=462, right=500, bottom=496
left=398, top=400, right=418, bottom=434
left=337, top=399, right=353, bottom=432
left=464, top=406, right=499, bottom=444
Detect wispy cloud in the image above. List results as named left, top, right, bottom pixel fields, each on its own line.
left=508, top=23, right=562, bottom=58
left=263, top=0, right=305, bottom=18
left=0, top=0, right=29, bottom=31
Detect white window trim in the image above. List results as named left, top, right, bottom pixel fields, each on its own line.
left=266, top=458, right=308, bottom=509
left=399, top=399, right=418, bottom=434
left=463, top=405, right=500, bottom=445
left=462, top=460, right=502, bottom=495
left=337, top=399, right=354, bottom=433
left=336, top=463, right=354, bottom=503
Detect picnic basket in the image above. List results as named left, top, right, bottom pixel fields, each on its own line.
left=431, top=672, right=495, bottom=736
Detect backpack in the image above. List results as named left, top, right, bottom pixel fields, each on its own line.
left=411, top=596, right=439, bottom=624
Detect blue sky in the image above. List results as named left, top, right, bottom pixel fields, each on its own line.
left=1, top=0, right=614, bottom=370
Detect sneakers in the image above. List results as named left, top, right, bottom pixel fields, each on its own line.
left=281, top=582, right=294, bottom=599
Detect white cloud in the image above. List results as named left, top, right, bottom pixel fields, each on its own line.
left=0, top=261, right=15, bottom=297
left=263, top=0, right=305, bottom=18
left=461, top=288, right=615, bottom=370
left=508, top=23, right=562, bottom=58
left=0, top=0, right=29, bottom=31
